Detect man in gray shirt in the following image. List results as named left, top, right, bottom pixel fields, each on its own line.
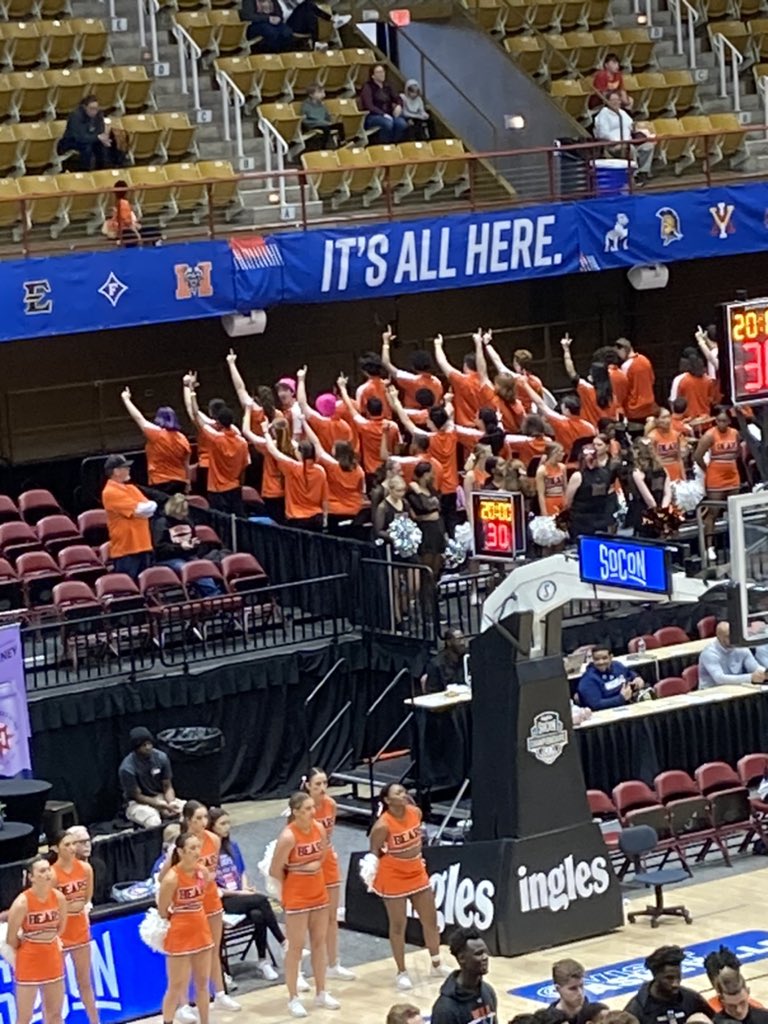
left=698, top=621, right=766, bottom=688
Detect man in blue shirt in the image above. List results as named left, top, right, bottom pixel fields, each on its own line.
left=577, top=644, right=646, bottom=710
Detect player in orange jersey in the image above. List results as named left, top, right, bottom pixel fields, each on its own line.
left=51, top=832, right=98, bottom=1024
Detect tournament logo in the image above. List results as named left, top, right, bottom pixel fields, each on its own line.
left=710, top=201, right=735, bottom=239
left=656, top=207, right=682, bottom=246
left=23, top=279, right=52, bottom=315
left=174, top=261, right=213, bottom=300
left=526, top=711, right=568, bottom=765
left=229, top=235, right=284, bottom=270
left=604, top=213, right=630, bottom=252
left=98, top=272, right=128, bottom=308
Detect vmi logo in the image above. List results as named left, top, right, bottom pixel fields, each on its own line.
left=518, top=854, right=610, bottom=913
left=175, top=261, right=213, bottom=300
left=407, top=862, right=495, bottom=932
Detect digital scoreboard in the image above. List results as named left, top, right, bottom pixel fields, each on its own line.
left=723, top=296, right=768, bottom=407
left=471, top=491, right=527, bottom=560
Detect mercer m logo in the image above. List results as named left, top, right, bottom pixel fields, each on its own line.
left=175, top=261, right=213, bottom=300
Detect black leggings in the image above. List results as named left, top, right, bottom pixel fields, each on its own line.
left=221, top=893, right=284, bottom=959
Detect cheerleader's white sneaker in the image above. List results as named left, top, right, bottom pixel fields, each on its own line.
left=314, top=992, right=340, bottom=1010
left=395, top=971, right=413, bottom=991
left=326, top=962, right=356, bottom=980
left=297, top=973, right=311, bottom=993
left=288, top=997, right=307, bottom=1018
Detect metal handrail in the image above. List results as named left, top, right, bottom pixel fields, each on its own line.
left=216, top=68, right=247, bottom=166
left=712, top=31, right=744, bottom=112
left=136, top=0, right=162, bottom=67
left=172, top=22, right=204, bottom=119
left=257, top=112, right=289, bottom=211
left=758, top=74, right=768, bottom=140
left=669, top=0, right=699, bottom=69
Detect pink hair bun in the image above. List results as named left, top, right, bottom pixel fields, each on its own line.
left=315, top=393, right=337, bottom=418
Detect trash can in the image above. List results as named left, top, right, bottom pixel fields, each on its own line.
left=157, top=728, right=225, bottom=809
left=593, top=157, right=634, bottom=196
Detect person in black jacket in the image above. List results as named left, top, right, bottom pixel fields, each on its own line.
left=624, top=947, right=713, bottom=1024
left=58, top=95, right=119, bottom=171
left=431, top=926, right=496, bottom=1024
left=152, top=494, right=223, bottom=597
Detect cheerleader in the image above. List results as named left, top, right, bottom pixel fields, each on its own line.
left=370, top=783, right=449, bottom=991
left=51, top=832, right=99, bottom=1024
left=157, top=834, right=213, bottom=1024
left=695, top=406, right=742, bottom=561
left=6, top=856, right=67, bottom=1024
left=535, top=443, right=566, bottom=515
left=270, top=791, right=340, bottom=1019
left=303, top=768, right=355, bottom=982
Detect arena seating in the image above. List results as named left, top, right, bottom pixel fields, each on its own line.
left=653, top=675, right=691, bottom=697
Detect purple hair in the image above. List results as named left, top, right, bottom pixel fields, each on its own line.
left=154, top=406, right=181, bottom=431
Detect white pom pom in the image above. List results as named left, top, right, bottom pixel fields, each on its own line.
left=673, top=478, right=705, bottom=513
left=0, top=938, right=15, bottom=969
left=454, top=522, right=472, bottom=549
left=359, top=853, right=379, bottom=893
left=265, top=875, right=282, bottom=900
left=529, top=515, right=568, bottom=547
left=138, top=908, right=169, bottom=954
left=258, top=839, right=278, bottom=884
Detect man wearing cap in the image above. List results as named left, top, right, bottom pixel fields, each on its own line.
left=118, top=727, right=184, bottom=829
left=101, top=454, right=157, bottom=580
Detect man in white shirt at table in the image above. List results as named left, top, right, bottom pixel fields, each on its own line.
left=698, top=621, right=766, bottom=688
left=594, top=91, right=655, bottom=184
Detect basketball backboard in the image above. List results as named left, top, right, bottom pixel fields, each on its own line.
left=728, top=491, right=768, bottom=646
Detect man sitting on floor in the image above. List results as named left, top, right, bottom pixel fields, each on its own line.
left=577, top=643, right=649, bottom=711
left=118, top=726, right=184, bottom=829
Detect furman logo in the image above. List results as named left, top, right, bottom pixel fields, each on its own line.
left=408, top=863, right=495, bottom=932
left=518, top=854, right=610, bottom=913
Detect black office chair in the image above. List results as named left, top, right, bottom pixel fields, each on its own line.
left=618, top=824, right=692, bottom=928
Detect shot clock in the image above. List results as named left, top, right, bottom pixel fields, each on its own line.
left=471, top=491, right=527, bottom=559
left=722, top=296, right=768, bottom=406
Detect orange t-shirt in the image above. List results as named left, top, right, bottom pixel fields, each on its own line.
left=106, top=197, right=136, bottom=236
left=608, top=365, right=629, bottom=410
left=540, top=462, right=566, bottom=514
left=102, top=479, right=152, bottom=558
left=395, top=370, right=444, bottom=407
left=356, top=417, right=400, bottom=474
left=493, top=394, right=524, bottom=433
left=576, top=380, right=622, bottom=427
left=143, top=427, right=191, bottom=486
left=319, top=457, right=364, bottom=516
left=282, top=459, right=328, bottom=519
left=206, top=427, right=250, bottom=493
left=518, top=371, right=544, bottom=414
left=549, top=414, right=596, bottom=455
left=356, top=378, right=392, bottom=419
left=677, top=373, right=716, bottom=420
left=649, top=427, right=685, bottom=482
left=506, top=434, right=549, bottom=468
left=448, top=369, right=494, bottom=426
left=306, top=409, right=353, bottom=452
left=704, top=426, right=740, bottom=491
left=671, top=414, right=693, bottom=436
left=623, top=352, right=657, bottom=420
left=396, top=455, right=444, bottom=490
left=427, top=429, right=459, bottom=493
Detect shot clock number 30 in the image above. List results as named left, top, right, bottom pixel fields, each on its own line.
left=724, top=297, right=768, bottom=406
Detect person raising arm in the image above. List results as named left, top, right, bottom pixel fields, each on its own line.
left=381, top=325, right=444, bottom=407
left=433, top=330, right=493, bottom=427
left=516, top=375, right=596, bottom=457
left=121, top=387, right=190, bottom=495
left=338, top=373, right=400, bottom=484
left=301, top=413, right=365, bottom=535
left=296, top=366, right=353, bottom=450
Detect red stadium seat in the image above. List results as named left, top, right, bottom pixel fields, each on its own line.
left=222, top=553, right=269, bottom=594
left=653, top=626, right=689, bottom=646
left=627, top=633, right=660, bottom=654
left=95, top=573, right=149, bottom=647
left=58, top=545, right=106, bottom=588
left=242, top=485, right=264, bottom=514
left=696, top=615, right=717, bottom=639
left=36, top=515, right=83, bottom=557
left=737, top=753, right=768, bottom=819
left=654, top=676, right=690, bottom=698
left=682, top=664, right=699, bottom=691
left=587, top=789, right=616, bottom=818
left=180, top=559, right=226, bottom=596
left=186, top=495, right=210, bottom=511
left=96, top=572, right=142, bottom=605
left=0, top=558, right=24, bottom=615
left=78, top=509, right=109, bottom=547
left=695, top=761, right=767, bottom=865
left=0, top=522, right=41, bottom=563
left=652, top=769, right=712, bottom=865
left=138, top=566, right=187, bottom=607
left=194, top=524, right=223, bottom=549
left=612, top=779, right=687, bottom=872
left=18, top=489, right=61, bottom=525
left=15, top=550, right=64, bottom=610
left=53, top=580, right=106, bottom=667
left=0, top=496, right=21, bottom=524
left=98, top=541, right=111, bottom=565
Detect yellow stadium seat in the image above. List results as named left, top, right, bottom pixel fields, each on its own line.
left=125, top=164, right=173, bottom=220
left=214, top=57, right=259, bottom=107
left=749, top=17, right=768, bottom=60
left=54, top=171, right=100, bottom=234
left=753, top=60, right=768, bottom=86
left=651, top=117, right=696, bottom=172
left=115, top=114, right=163, bottom=164
left=18, top=174, right=63, bottom=238
left=549, top=78, right=592, bottom=121
left=431, top=138, right=469, bottom=194
left=13, top=119, right=58, bottom=173
left=39, top=0, right=72, bottom=18
left=209, top=10, right=248, bottom=56
left=175, top=12, right=217, bottom=56
left=585, top=0, right=611, bottom=25
left=707, top=20, right=754, bottom=58
left=395, top=140, right=441, bottom=201
left=708, top=112, right=748, bottom=163
left=209, top=0, right=237, bottom=12
left=251, top=54, right=288, bottom=102
left=0, top=0, right=38, bottom=19
left=703, top=0, right=737, bottom=18
left=8, top=71, right=52, bottom=121
left=0, top=125, right=21, bottom=176
left=312, top=49, right=348, bottom=94
left=339, top=48, right=376, bottom=91
left=258, top=102, right=301, bottom=149
left=196, top=159, right=242, bottom=221
left=155, top=111, right=197, bottom=160
left=663, top=69, right=699, bottom=114
left=560, top=0, right=588, bottom=29
left=504, top=35, right=546, bottom=77
left=87, top=66, right=120, bottom=113
left=70, top=19, right=111, bottom=65
left=502, top=0, right=528, bottom=34
left=679, top=114, right=718, bottom=162
left=335, top=145, right=377, bottom=207
left=301, top=149, right=344, bottom=202
left=0, top=22, right=44, bottom=72
left=0, top=177, right=22, bottom=234
left=45, top=68, right=85, bottom=118
left=114, top=65, right=155, bottom=114
left=635, top=72, right=675, bottom=116
left=526, top=0, right=566, bottom=32
left=739, top=0, right=764, bottom=18
left=43, top=20, right=76, bottom=69
left=466, top=0, right=508, bottom=34
left=283, top=52, right=319, bottom=101
left=165, top=161, right=206, bottom=213
left=367, top=142, right=407, bottom=203
left=592, top=29, right=629, bottom=65
left=0, top=76, right=16, bottom=122
left=562, top=31, right=603, bottom=74
left=541, top=34, right=572, bottom=78
left=323, top=97, right=365, bottom=144
left=618, top=28, right=655, bottom=69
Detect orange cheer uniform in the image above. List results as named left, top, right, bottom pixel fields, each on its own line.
left=314, top=795, right=341, bottom=888
left=281, top=459, right=328, bottom=520
left=206, top=427, right=250, bottom=493
left=102, top=479, right=152, bottom=558
left=372, top=804, right=431, bottom=899
left=15, top=889, right=64, bottom=985
left=395, top=371, right=443, bottom=407
left=448, top=369, right=494, bottom=427
left=143, top=428, right=190, bottom=486
left=576, top=380, right=622, bottom=427
left=540, top=462, right=566, bottom=515
left=199, top=830, right=223, bottom=916
left=622, top=352, right=657, bottom=421
left=51, top=860, right=90, bottom=950
left=282, top=821, right=328, bottom=914
left=649, top=427, right=685, bottom=482
left=320, top=459, right=364, bottom=517
left=166, top=866, right=213, bottom=956
left=704, top=426, right=740, bottom=492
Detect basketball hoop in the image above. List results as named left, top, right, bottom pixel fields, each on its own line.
left=390, top=9, right=411, bottom=26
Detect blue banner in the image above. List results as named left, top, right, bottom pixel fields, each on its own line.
left=0, top=908, right=165, bottom=1024
left=5, top=180, right=768, bottom=343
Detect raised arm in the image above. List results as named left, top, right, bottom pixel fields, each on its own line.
left=517, top=375, right=556, bottom=420
left=380, top=325, right=399, bottom=379
left=433, top=332, right=456, bottom=378
left=696, top=325, right=719, bottom=371
left=337, top=373, right=366, bottom=426
left=475, top=329, right=490, bottom=387
left=296, top=364, right=311, bottom=415
left=226, top=349, right=253, bottom=410
left=387, top=385, right=429, bottom=437
left=303, top=415, right=334, bottom=463
left=560, top=333, right=578, bottom=381
left=483, top=337, right=512, bottom=376
left=258, top=417, right=296, bottom=465
left=121, top=387, right=155, bottom=432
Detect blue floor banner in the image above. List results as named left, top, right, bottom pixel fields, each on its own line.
left=509, top=929, right=768, bottom=1004
left=4, top=180, right=768, bottom=343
